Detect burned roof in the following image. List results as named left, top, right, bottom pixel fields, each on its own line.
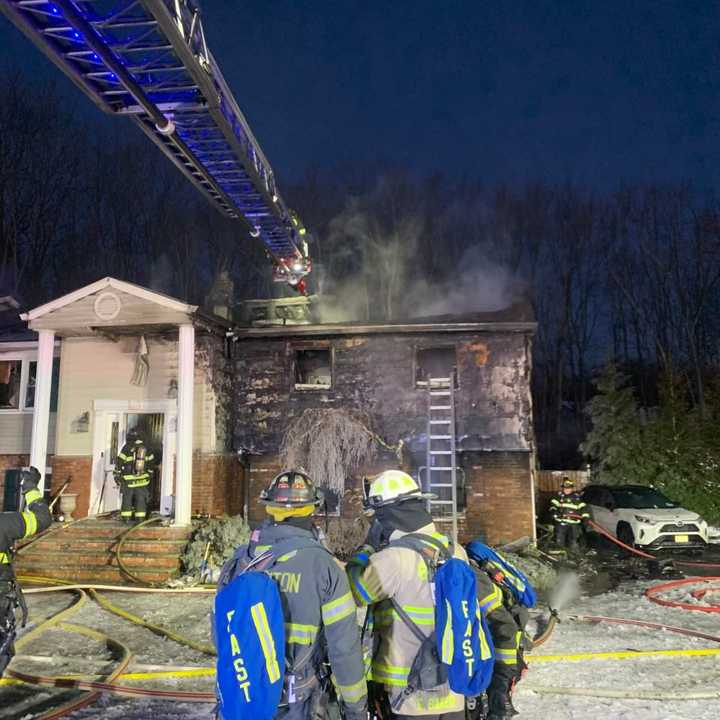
left=233, top=299, right=536, bottom=338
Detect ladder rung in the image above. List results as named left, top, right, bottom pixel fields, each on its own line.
left=428, top=467, right=456, bottom=471
left=430, top=500, right=454, bottom=505
left=430, top=435, right=452, bottom=439
left=429, top=484, right=454, bottom=488
left=430, top=405, right=452, bottom=410
left=429, top=420, right=451, bottom=424
left=430, top=391, right=451, bottom=396
left=430, top=451, right=453, bottom=455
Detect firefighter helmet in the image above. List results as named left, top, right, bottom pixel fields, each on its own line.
left=126, top=427, right=140, bottom=443
left=363, top=470, right=434, bottom=510
left=561, top=476, right=575, bottom=489
left=260, top=470, right=322, bottom=507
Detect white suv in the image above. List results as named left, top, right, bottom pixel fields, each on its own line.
left=582, top=484, right=709, bottom=551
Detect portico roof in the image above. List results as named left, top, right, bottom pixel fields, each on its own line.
left=21, top=277, right=199, bottom=337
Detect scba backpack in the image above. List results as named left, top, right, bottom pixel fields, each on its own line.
left=465, top=540, right=537, bottom=608
left=388, top=534, right=495, bottom=702
left=214, top=550, right=285, bottom=720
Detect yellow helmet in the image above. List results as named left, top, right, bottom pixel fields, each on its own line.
left=363, top=470, right=435, bottom=510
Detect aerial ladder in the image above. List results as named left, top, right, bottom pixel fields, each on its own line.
left=0, top=0, right=311, bottom=290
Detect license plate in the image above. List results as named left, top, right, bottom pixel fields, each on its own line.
left=674, top=534, right=689, bottom=543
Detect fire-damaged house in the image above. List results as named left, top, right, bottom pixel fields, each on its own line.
left=233, top=302, right=537, bottom=545
left=4, top=278, right=537, bottom=579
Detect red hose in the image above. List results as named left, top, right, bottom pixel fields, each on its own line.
left=578, top=516, right=720, bottom=572
left=579, top=614, right=720, bottom=643
left=644, top=577, right=720, bottom=614
left=9, top=669, right=215, bottom=702
left=584, top=518, right=656, bottom=559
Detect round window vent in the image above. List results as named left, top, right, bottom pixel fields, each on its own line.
left=94, top=291, right=122, bottom=321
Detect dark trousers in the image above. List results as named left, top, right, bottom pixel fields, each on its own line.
left=275, top=692, right=329, bottom=720
left=555, top=522, right=582, bottom=551
left=0, top=593, right=15, bottom=677
left=121, top=484, right=149, bottom=520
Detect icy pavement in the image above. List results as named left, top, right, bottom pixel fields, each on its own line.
left=1, top=579, right=719, bottom=719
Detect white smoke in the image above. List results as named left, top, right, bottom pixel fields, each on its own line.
left=405, top=246, right=524, bottom=318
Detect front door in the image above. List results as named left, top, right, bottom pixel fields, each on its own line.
left=92, top=413, right=124, bottom=515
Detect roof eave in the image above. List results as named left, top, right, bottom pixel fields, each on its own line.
left=232, top=320, right=538, bottom=338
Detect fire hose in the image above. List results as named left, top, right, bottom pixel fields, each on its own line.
left=5, top=579, right=216, bottom=718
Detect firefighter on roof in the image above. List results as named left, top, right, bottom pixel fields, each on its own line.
left=346, top=470, right=469, bottom=720
left=1, top=467, right=51, bottom=677
left=216, top=470, right=368, bottom=720
left=550, top=477, right=589, bottom=553
left=116, top=428, right=155, bottom=524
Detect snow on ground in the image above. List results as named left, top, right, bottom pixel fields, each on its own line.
left=2, top=578, right=720, bottom=719
left=516, top=579, right=720, bottom=720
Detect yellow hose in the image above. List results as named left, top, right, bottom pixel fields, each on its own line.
left=8, top=588, right=134, bottom=719
left=530, top=647, right=720, bottom=662
left=89, top=588, right=216, bottom=656
left=520, top=685, right=720, bottom=701
left=115, top=515, right=180, bottom=587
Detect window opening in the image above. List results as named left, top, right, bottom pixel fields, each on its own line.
left=415, top=347, right=458, bottom=388
left=25, top=358, right=60, bottom=411
left=294, top=348, right=332, bottom=389
left=0, top=360, right=22, bottom=409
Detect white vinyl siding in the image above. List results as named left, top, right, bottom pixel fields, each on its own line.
left=0, top=412, right=56, bottom=455
left=55, top=336, right=216, bottom=456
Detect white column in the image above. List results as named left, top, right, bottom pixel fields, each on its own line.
left=30, top=329, right=55, bottom=493
left=175, top=324, right=195, bottom=526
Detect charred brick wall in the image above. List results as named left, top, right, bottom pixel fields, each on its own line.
left=234, top=329, right=535, bottom=536
left=233, top=331, right=534, bottom=457
left=244, top=451, right=533, bottom=546
left=191, top=452, right=244, bottom=517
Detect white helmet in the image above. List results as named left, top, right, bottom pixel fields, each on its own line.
left=363, top=470, right=435, bottom=510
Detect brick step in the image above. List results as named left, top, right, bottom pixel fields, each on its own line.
left=16, top=562, right=178, bottom=584
left=18, top=549, right=181, bottom=570
left=58, top=523, right=191, bottom=541
left=23, top=538, right=189, bottom=555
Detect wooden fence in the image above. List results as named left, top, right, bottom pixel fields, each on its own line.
left=536, top=469, right=590, bottom=494
left=536, top=469, right=590, bottom=521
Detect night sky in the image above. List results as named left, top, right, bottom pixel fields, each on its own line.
left=1, top=0, right=718, bottom=189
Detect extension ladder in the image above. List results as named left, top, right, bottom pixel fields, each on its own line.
left=425, top=376, right=459, bottom=543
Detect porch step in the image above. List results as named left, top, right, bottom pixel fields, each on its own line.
left=15, top=517, right=191, bottom=585
left=17, top=562, right=178, bottom=585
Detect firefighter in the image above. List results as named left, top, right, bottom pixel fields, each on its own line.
left=116, top=428, right=155, bottom=524
left=550, top=477, right=589, bottom=553
left=469, top=551, right=530, bottom=720
left=217, top=470, right=368, bottom=720
left=1, top=467, right=51, bottom=677
left=346, top=470, right=466, bottom=720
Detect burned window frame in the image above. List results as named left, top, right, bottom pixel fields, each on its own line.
left=413, top=344, right=459, bottom=389
left=291, top=341, right=334, bottom=390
